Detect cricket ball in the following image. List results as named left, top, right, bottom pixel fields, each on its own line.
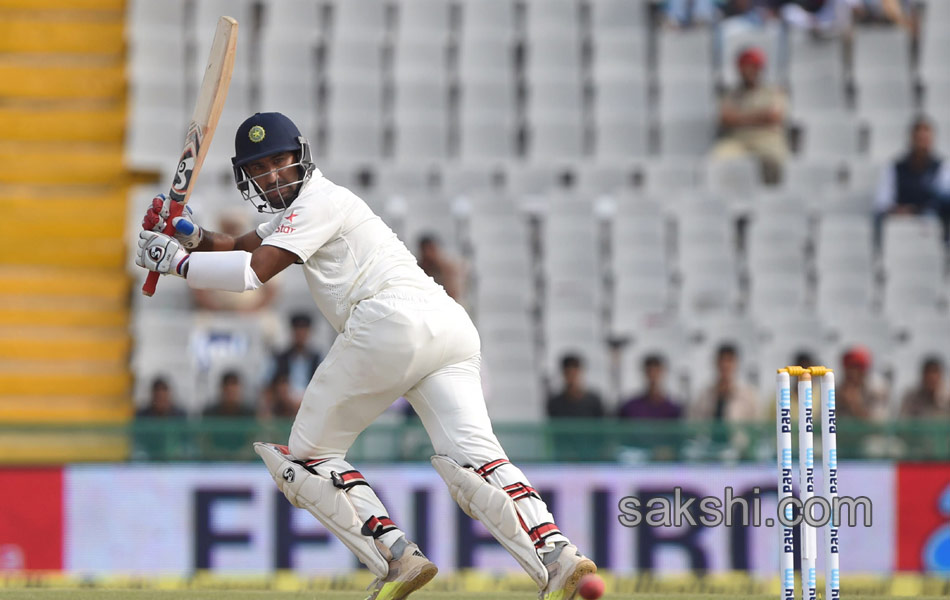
left=577, top=573, right=605, bottom=600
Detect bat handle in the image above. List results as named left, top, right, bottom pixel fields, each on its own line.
left=141, top=200, right=186, bottom=297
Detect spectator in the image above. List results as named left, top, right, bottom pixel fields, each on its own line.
left=270, top=313, right=323, bottom=400
left=191, top=210, right=280, bottom=313
left=133, top=376, right=187, bottom=460
left=546, top=354, right=605, bottom=418
left=900, top=356, right=949, bottom=418
left=136, top=376, right=185, bottom=418
left=710, top=46, right=789, bottom=185
left=203, top=370, right=255, bottom=418
left=690, top=343, right=761, bottom=421
left=201, top=370, right=255, bottom=456
left=837, top=346, right=888, bottom=421
left=874, top=116, right=950, bottom=241
left=663, top=0, right=722, bottom=27
left=417, top=233, right=465, bottom=303
left=261, top=372, right=302, bottom=419
left=617, top=354, right=683, bottom=420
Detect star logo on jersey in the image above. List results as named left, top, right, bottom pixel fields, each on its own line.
left=284, top=211, right=299, bottom=223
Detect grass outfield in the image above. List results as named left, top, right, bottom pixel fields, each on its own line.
left=0, top=592, right=947, bottom=600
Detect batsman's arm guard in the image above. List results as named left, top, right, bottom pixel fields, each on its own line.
left=254, top=442, right=390, bottom=578
left=431, top=454, right=549, bottom=588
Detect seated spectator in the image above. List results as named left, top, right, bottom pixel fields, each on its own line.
left=837, top=346, right=889, bottom=421
left=133, top=376, right=186, bottom=460
left=203, top=370, right=255, bottom=418
left=663, top=0, right=721, bottom=27
left=136, top=376, right=185, bottom=418
left=874, top=116, right=950, bottom=241
left=270, top=312, right=322, bottom=400
left=261, top=372, right=302, bottom=419
left=710, top=46, right=789, bottom=185
left=546, top=353, right=605, bottom=418
left=690, top=343, right=761, bottom=421
left=617, top=354, right=683, bottom=420
left=852, top=0, right=916, bottom=31
left=191, top=210, right=279, bottom=312
left=417, top=233, right=465, bottom=303
left=202, top=370, right=255, bottom=456
left=900, top=356, right=949, bottom=418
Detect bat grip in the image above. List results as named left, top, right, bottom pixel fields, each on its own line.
left=141, top=201, right=186, bottom=297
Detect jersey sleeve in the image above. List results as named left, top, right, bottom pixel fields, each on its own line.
left=260, top=191, right=345, bottom=262
left=257, top=213, right=282, bottom=239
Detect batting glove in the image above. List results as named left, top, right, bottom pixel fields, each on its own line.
left=142, top=193, right=203, bottom=249
left=136, top=230, right=190, bottom=277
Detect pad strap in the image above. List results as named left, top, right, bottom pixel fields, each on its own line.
left=431, top=455, right=549, bottom=588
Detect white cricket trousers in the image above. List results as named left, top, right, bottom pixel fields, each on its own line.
left=288, top=289, right=567, bottom=553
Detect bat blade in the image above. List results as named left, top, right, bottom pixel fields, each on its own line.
left=143, top=16, right=238, bottom=297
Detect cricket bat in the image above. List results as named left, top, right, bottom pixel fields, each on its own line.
left=142, top=16, right=238, bottom=296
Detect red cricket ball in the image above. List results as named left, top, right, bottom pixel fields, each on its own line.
left=577, top=573, right=605, bottom=600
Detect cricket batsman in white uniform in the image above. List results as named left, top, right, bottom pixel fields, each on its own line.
left=136, top=113, right=597, bottom=600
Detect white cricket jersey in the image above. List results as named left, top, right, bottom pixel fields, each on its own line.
left=257, top=171, right=443, bottom=333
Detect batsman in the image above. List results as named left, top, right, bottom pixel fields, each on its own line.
left=136, top=112, right=597, bottom=600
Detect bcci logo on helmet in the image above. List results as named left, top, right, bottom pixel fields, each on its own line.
left=282, top=467, right=295, bottom=483
left=248, top=125, right=265, bottom=143
left=148, top=246, right=165, bottom=262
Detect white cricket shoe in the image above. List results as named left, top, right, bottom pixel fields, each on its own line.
left=539, top=543, right=597, bottom=600
left=365, top=540, right=438, bottom=600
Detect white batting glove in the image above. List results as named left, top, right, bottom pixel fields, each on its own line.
left=136, top=230, right=190, bottom=277
left=142, top=193, right=203, bottom=249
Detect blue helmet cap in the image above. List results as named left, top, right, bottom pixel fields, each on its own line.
left=231, top=112, right=316, bottom=213
left=232, top=112, right=303, bottom=167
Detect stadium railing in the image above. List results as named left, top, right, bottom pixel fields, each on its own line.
left=1, top=418, right=947, bottom=464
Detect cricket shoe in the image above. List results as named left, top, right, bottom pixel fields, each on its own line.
left=365, top=539, right=438, bottom=600
left=538, top=543, right=597, bottom=600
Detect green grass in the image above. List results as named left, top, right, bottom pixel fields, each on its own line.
left=0, top=592, right=944, bottom=600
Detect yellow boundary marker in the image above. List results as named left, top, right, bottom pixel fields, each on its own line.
left=0, top=572, right=944, bottom=597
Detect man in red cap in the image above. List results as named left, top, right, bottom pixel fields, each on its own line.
left=838, top=345, right=889, bottom=421
left=710, top=45, right=789, bottom=185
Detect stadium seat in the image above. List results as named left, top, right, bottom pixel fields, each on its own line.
left=393, top=78, right=450, bottom=120
left=260, top=0, right=322, bottom=35
left=323, top=39, right=386, bottom=82
left=703, top=156, right=760, bottom=199
left=395, top=0, right=451, bottom=40
left=128, top=0, right=187, bottom=35
left=393, top=39, right=449, bottom=81
left=798, top=114, right=862, bottom=158
left=523, top=0, right=581, bottom=38
left=866, top=114, right=915, bottom=162
left=392, top=116, right=449, bottom=162
left=657, top=28, right=715, bottom=77
left=851, top=28, right=913, bottom=85
left=524, top=36, right=584, bottom=83
left=658, top=116, right=717, bottom=158
left=457, top=36, right=516, bottom=82
left=589, top=0, right=651, bottom=38
left=328, top=0, right=389, bottom=42
left=855, top=78, right=915, bottom=115
left=459, top=115, right=518, bottom=161
left=459, top=0, right=516, bottom=40
left=323, top=118, right=385, bottom=161
left=593, top=77, right=650, bottom=121
left=656, top=74, right=718, bottom=120
left=594, top=119, right=650, bottom=160
left=590, top=36, right=650, bottom=81
left=527, top=114, right=586, bottom=160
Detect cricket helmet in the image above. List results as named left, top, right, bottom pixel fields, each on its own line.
left=232, top=112, right=315, bottom=213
